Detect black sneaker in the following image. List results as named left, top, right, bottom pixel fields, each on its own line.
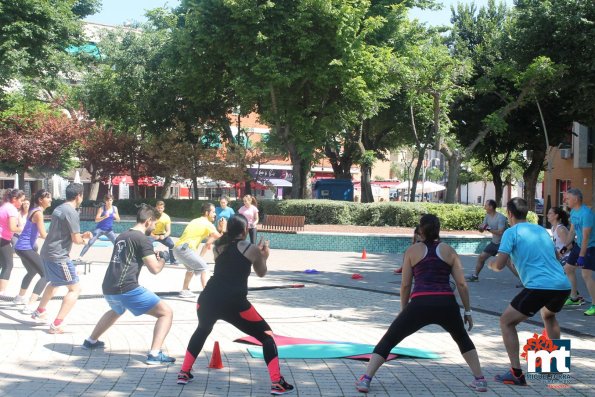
left=271, top=376, right=294, bottom=395
left=177, top=370, right=194, bottom=385
left=82, top=339, right=105, bottom=350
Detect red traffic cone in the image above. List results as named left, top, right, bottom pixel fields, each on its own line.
left=361, top=248, right=367, bottom=259
left=208, top=341, right=224, bottom=369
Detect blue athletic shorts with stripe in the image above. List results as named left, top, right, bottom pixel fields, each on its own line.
left=43, top=260, right=79, bottom=286
left=104, top=286, right=161, bottom=316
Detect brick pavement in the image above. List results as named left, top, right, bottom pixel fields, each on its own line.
left=0, top=241, right=593, bottom=397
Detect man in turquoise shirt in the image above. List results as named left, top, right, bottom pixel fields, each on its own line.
left=563, top=188, right=595, bottom=315
left=488, top=198, right=570, bottom=387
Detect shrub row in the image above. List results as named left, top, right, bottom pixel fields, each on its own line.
left=47, top=198, right=537, bottom=230
left=259, top=199, right=538, bottom=230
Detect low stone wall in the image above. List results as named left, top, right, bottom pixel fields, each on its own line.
left=64, top=221, right=490, bottom=255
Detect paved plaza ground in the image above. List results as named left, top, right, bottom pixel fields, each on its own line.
left=0, top=233, right=593, bottom=396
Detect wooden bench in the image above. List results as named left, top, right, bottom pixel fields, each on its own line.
left=259, top=215, right=305, bottom=234
left=79, top=206, right=98, bottom=221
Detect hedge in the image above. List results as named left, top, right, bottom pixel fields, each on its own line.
left=47, top=198, right=537, bottom=231
left=258, top=199, right=538, bottom=230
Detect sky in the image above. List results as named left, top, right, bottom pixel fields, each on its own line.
left=85, top=0, right=515, bottom=27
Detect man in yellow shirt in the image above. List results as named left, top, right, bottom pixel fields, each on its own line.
left=151, top=201, right=177, bottom=265
left=173, top=203, right=222, bottom=298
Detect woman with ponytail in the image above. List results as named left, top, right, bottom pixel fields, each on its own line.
left=177, top=214, right=294, bottom=395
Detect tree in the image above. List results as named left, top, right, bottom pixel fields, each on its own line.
left=75, top=19, right=180, bottom=198
left=510, top=0, right=595, bottom=205
left=0, top=109, right=82, bottom=184
left=76, top=121, right=131, bottom=200
left=446, top=1, right=566, bottom=207
left=179, top=0, right=419, bottom=198
left=0, top=0, right=100, bottom=102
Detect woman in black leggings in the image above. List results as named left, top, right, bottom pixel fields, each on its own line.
left=355, top=214, right=487, bottom=393
left=13, top=189, right=52, bottom=312
left=177, top=214, right=294, bottom=395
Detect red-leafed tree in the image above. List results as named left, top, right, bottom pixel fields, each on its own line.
left=0, top=110, right=82, bottom=186
left=76, top=122, right=130, bottom=200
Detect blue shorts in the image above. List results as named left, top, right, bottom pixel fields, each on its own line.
left=566, top=245, right=595, bottom=270
left=43, top=260, right=79, bottom=286
left=104, top=286, right=160, bottom=316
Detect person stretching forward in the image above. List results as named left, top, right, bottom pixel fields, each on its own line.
left=488, top=198, right=571, bottom=385
left=82, top=204, right=175, bottom=365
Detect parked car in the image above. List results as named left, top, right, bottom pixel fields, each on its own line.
left=535, top=198, right=544, bottom=214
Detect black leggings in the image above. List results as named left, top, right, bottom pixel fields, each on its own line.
left=373, top=295, right=475, bottom=359
left=15, top=249, right=47, bottom=295
left=248, top=228, right=257, bottom=244
left=0, top=239, right=14, bottom=281
left=182, top=295, right=280, bottom=381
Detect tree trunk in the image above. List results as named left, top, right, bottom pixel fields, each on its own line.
left=491, top=168, right=504, bottom=207
left=288, top=143, right=302, bottom=199
left=18, top=173, right=25, bottom=192
left=360, top=163, right=374, bottom=203
left=410, top=148, right=425, bottom=202
left=523, top=149, right=546, bottom=211
left=89, top=182, right=100, bottom=201
left=445, top=156, right=461, bottom=203
left=244, top=180, right=252, bottom=196
left=131, top=175, right=140, bottom=199
left=299, top=158, right=310, bottom=199
left=325, top=139, right=355, bottom=179
left=162, top=175, right=172, bottom=199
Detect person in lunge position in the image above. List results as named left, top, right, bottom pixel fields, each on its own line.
left=150, top=200, right=177, bottom=265
left=78, top=193, right=120, bottom=258
left=31, top=183, right=93, bottom=334
left=174, top=202, right=222, bottom=297
left=177, top=214, right=294, bottom=395
left=356, top=214, right=487, bottom=393
left=488, top=198, right=571, bottom=386
left=466, top=199, right=507, bottom=282
left=82, top=205, right=176, bottom=365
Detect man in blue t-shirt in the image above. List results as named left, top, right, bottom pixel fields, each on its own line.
left=563, top=188, right=595, bottom=315
left=488, top=197, right=570, bottom=387
left=215, top=196, right=235, bottom=233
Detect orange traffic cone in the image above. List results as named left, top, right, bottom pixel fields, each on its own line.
left=208, top=341, right=224, bottom=369
left=361, top=248, right=367, bottom=259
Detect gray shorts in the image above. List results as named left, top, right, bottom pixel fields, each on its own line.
left=483, top=242, right=500, bottom=256
left=173, top=243, right=208, bottom=274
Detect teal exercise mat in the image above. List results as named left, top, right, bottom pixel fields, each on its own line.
left=247, top=343, right=440, bottom=360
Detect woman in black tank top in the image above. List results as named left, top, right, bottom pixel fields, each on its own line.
left=177, top=214, right=294, bottom=395
left=355, top=214, right=487, bottom=393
